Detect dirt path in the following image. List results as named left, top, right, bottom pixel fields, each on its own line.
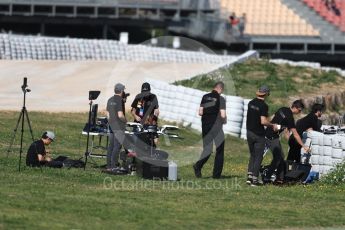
left=0, top=60, right=217, bottom=112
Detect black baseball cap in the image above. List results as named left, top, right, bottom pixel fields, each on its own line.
left=141, top=82, right=151, bottom=92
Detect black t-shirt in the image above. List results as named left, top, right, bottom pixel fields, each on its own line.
left=266, top=107, right=296, bottom=139
left=200, top=90, right=226, bottom=127
left=296, top=113, right=321, bottom=137
left=246, top=98, right=269, bottom=136
left=131, top=92, right=159, bottom=124
left=26, top=139, right=45, bottom=167
left=107, top=95, right=125, bottom=131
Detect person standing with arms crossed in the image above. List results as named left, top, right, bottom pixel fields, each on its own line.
left=193, top=82, right=227, bottom=179
left=246, top=85, right=278, bottom=186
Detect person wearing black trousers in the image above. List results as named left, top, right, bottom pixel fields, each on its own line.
left=246, top=85, right=277, bottom=186
left=193, top=82, right=227, bottom=179
left=287, top=103, right=324, bottom=163
left=264, top=100, right=311, bottom=184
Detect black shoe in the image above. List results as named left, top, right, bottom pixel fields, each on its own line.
left=193, top=164, right=201, bottom=178
left=273, top=179, right=284, bottom=186
left=246, top=177, right=253, bottom=185
left=251, top=181, right=263, bottom=187
left=263, top=176, right=274, bottom=184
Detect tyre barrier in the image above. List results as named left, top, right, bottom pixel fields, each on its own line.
left=303, top=131, right=345, bottom=177
left=148, top=79, right=245, bottom=137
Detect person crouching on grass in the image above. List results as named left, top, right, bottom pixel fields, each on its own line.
left=26, top=131, right=55, bottom=167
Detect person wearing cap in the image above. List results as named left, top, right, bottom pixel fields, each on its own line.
left=106, top=83, right=127, bottom=171
left=246, top=85, right=277, bottom=186
left=131, top=82, right=159, bottom=126
left=287, top=103, right=324, bottom=163
left=26, top=131, right=55, bottom=167
left=193, top=81, right=226, bottom=179
left=264, top=100, right=310, bottom=184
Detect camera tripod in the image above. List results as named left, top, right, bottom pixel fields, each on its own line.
left=7, top=77, right=34, bottom=171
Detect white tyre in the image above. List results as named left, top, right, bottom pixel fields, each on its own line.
left=311, top=145, right=319, bottom=155
left=225, top=121, right=242, bottom=128
left=323, top=156, right=333, bottom=166
left=225, top=95, right=244, bottom=104
left=323, top=146, right=332, bottom=156
left=224, top=126, right=241, bottom=134
left=341, top=137, right=345, bottom=150
left=227, top=108, right=243, bottom=116
left=318, top=146, right=324, bottom=156
left=193, top=90, right=204, bottom=98
left=244, top=99, right=251, bottom=105
left=318, top=135, right=324, bottom=146
left=332, top=148, right=343, bottom=159
left=331, top=135, right=342, bottom=149
left=308, top=131, right=321, bottom=145
left=226, top=102, right=243, bottom=110
left=310, top=155, right=320, bottom=165
left=323, top=135, right=333, bottom=146
left=228, top=115, right=243, bottom=123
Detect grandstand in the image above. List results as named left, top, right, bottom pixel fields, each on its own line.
left=302, top=0, right=345, bottom=32
left=0, top=0, right=345, bottom=62
left=171, top=0, right=345, bottom=60
left=220, top=0, right=319, bottom=36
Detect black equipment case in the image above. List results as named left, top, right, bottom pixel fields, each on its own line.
left=285, top=161, right=312, bottom=182
left=136, top=157, right=169, bottom=180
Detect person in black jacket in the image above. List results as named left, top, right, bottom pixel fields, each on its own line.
left=287, top=103, right=324, bottom=162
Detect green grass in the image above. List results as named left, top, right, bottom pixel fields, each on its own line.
left=1, top=111, right=345, bottom=229
left=175, top=59, right=345, bottom=114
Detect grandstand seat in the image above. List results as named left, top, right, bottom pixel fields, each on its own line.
left=220, top=0, right=319, bottom=36
left=303, top=0, right=345, bottom=32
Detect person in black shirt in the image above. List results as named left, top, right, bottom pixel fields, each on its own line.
left=264, top=100, right=310, bottom=184
left=131, top=82, right=159, bottom=125
left=26, top=131, right=55, bottom=167
left=193, top=81, right=226, bottom=179
left=246, top=85, right=278, bottom=186
left=106, top=83, right=127, bottom=171
left=287, top=103, right=324, bottom=162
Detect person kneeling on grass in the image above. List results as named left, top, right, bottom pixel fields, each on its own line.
left=26, top=131, right=62, bottom=168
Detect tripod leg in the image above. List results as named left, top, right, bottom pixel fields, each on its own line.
left=24, top=108, right=35, bottom=142
left=18, top=107, right=26, bottom=172
left=7, top=110, right=24, bottom=157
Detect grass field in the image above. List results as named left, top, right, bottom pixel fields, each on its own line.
left=1, top=111, right=345, bottom=229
